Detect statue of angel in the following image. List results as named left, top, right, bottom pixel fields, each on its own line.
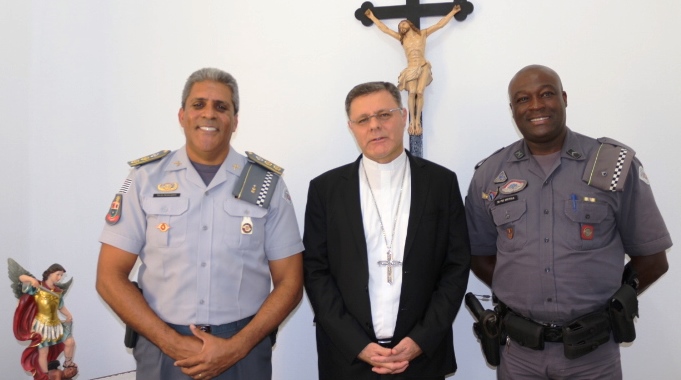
left=8, top=258, right=78, bottom=380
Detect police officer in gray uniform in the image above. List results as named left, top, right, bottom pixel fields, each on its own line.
left=465, top=65, right=671, bottom=379
left=96, top=68, right=304, bottom=380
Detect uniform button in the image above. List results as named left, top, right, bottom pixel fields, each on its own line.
left=544, top=238, right=549, bottom=243
left=585, top=214, right=591, bottom=219
left=545, top=267, right=551, bottom=272
left=161, top=207, right=168, bottom=212
left=546, top=298, right=553, bottom=302
left=202, top=225, right=208, bottom=231
left=544, top=209, right=549, bottom=215
left=201, top=262, right=207, bottom=267
left=199, top=299, right=205, bottom=305
left=205, top=191, right=209, bottom=196
left=365, top=322, right=370, bottom=327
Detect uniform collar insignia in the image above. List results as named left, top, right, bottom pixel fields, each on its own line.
left=566, top=149, right=582, bottom=159
left=514, top=150, right=525, bottom=159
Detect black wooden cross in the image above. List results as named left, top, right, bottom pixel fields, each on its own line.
left=356, top=0, right=474, bottom=28
left=355, top=0, right=474, bottom=157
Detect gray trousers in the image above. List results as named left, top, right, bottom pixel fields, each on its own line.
left=498, top=338, right=622, bottom=380
left=133, top=318, right=272, bottom=380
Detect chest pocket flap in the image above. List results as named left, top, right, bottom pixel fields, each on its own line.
left=564, top=201, right=608, bottom=224
left=491, top=200, right=527, bottom=226
left=224, top=198, right=268, bottom=219
left=142, top=197, right=189, bottom=216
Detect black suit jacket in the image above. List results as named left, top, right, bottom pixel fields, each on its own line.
left=303, top=151, right=471, bottom=379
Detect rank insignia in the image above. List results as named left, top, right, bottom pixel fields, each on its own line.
left=105, top=194, right=123, bottom=225
left=514, top=150, right=525, bottom=159
left=494, top=171, right=508, bottom=184
left=241, top=216, right=253, bottom=235
left=581, top=224, right=594, bottom=240
left=482, top=192, right=489, bottom=200
left=506, top=227, right=514, bottom=240
left=566, top=149, right=582, bottom=159
left=500, top=180, right=527, bottom=194
left=127, top=150, right=171, bottom=167
left=157, top=223, right=170, bottom=232
left=157, top=182, right=178, bottom=192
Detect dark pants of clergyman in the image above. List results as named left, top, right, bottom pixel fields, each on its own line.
left=133, top=316, right=271, bottom=380
left=498, top=338, right=622, bottom=380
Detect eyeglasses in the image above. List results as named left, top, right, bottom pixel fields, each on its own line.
left=349, top=108, right=402, bottom=126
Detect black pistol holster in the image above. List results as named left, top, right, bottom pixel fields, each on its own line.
left=608, top=282, right=638, bottom=343
left=124, top=281, right=143, bottom=348
left=465, top=293, right=501, bottom=366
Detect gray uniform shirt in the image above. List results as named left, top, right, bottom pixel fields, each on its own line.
left=466, top=129, right=672, bottom=323
left=100, top=146, right=304, bottom=325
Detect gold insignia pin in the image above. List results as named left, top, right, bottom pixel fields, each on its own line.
left=251, top=185, right=257, bottom=194
left=233, top=164, right=240, bottom=170
left=157, top=183, right=179, bottom=192
left=174, top=161, right=182, bottom=167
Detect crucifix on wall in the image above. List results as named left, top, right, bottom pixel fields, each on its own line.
left=355, top=0, right=474, bottom=157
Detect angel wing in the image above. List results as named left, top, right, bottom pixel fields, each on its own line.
left=7, top=258, right=34, bottom=299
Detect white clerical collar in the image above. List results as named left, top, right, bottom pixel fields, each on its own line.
left=362, top=151, right=408, bottom=172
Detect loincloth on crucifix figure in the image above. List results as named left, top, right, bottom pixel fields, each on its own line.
left=365, top=4, right=460, bottom=135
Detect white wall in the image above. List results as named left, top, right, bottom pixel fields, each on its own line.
left=1, top=1, right=679, bottom=379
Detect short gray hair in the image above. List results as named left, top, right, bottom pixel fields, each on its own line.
left=345, top=81, right=402, bottom=116
left=181, top=68, right=240, bottom=114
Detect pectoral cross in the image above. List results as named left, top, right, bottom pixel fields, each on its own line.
left=378, top=251, right=403, bottom=284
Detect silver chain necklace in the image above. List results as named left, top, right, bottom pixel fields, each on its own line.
left=362, top=157, right=408, bottom=284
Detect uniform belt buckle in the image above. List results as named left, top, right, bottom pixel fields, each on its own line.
left=543, top=324, right=563, bottom=343
left=196, top=325, right=212, bottom=334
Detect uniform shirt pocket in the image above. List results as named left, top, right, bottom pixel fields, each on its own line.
left=142, top=197, right=189, bottom=247
left=490, top=200, right=527, bottom=252
left=563, top=201, right=609, bottom=251
left=223, top=198, right=268, bottom=250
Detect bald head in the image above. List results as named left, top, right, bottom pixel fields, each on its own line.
left=508, top=65, right=564, bottom=100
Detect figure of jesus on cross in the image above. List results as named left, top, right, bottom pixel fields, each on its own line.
left=365, top=4, right=461, bottom=136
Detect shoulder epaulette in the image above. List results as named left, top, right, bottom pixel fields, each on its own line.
left=596, top=137, right=636, bottom=155
left=232, top=152, right=284, bottom=208
left=246, top=151, right=284, bottom=175
left=582, top=138, right=636, bottom=192
left=127, top=150, right=171, bottom=167
left=474, top=147, right=506, bottom=170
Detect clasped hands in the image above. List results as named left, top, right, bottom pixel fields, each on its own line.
left=358, top=337, right=422, bottom=375
left=172, top=325, right=247, bottom=380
